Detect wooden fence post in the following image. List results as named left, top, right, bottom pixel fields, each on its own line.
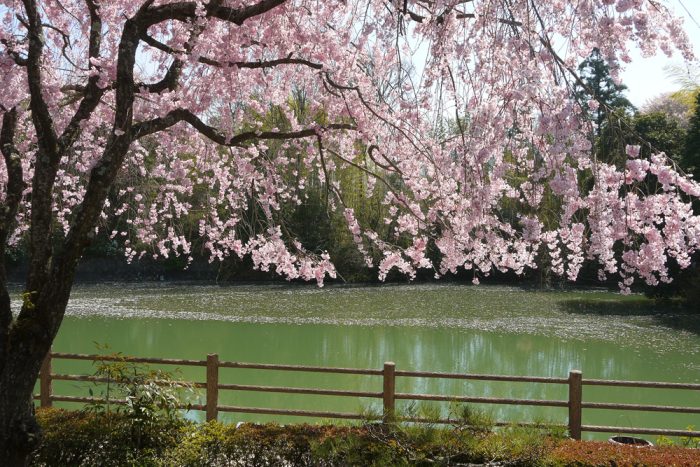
left=206, top=353, right=219, bottom=422
left=383, top=361, right=396, bottom=423
left=40, top=349, right=52, bottom=408
left=568, top=370, right=582, bottom=440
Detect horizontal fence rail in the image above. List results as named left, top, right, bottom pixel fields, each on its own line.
left=35, top=350, right=700, bottom=440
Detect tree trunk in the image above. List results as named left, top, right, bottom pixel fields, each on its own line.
left=0, top=274, right=73, bottom=465
left=0, top=327, right=50, bottom=465
left=0, top=361, right=43, bottom=466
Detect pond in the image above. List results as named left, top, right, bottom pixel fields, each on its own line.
left=23, top=282, right=700, bottom=440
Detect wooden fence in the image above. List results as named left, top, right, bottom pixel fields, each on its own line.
left=35, top=351, right=700, bottom=440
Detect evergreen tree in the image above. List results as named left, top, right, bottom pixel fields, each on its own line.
left=682, top=93, right=700, bottom=180
left=575, top=48, right=635, bottom=131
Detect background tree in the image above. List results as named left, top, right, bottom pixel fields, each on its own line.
left=633, top=112, right=686, bottom=162
left=596, top=111, right=686, bottom=166
left=683, top=94, right=700, bottom=180
left=575, top=48, right=635, bottom=133
left=1, top=1, right=699, bottom=463
left=642, top=92, right=695, bottom=129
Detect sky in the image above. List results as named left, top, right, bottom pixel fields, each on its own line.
left=621, top=0, right=700, bottom=107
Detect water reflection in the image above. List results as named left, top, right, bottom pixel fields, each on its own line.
left=50, top=317, right=700, bottom=437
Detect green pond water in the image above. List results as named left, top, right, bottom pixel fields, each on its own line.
left=22, top=282, right=700, bottom=440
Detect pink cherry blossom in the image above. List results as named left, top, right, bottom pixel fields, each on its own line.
left=0, top=0, right=697, bottom=294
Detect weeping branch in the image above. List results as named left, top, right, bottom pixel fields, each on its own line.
left=139, top=30, right=323, bottom=82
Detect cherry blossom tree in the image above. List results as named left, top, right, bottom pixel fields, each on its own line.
left=1, top=0, right=699, bottom=462
left=643, top=92, right=695, bottom=128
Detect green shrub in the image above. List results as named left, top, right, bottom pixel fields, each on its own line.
left=656, top=427, right=700, bottom=450
left=309, top=416, right=564, bottom=466
left=477, top=424, right=555, bottom=465
left=32, top=408, right=700, bottom=466
left=31, top=408, right=187, bottom=466
left=162, top=422, right=326, bottom=466
left=311, top=423, right=416, bottom=466
left=84, top=345, right=197, bottom=445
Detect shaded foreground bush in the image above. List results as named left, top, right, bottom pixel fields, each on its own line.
left=32, top=408, right=700, bottom=466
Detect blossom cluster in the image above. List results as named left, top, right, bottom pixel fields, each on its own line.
left=1, top=0, right=699, bottom=291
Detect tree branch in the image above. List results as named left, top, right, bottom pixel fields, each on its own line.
left=85, top=0, right=101, bottom=60
left=323, top=72, right=428, bottom=161
left=22, top=0, right=59, bottom=158
left=0, top=38, right=28, bottom=66
left=138, top=31, right=322, bottom=86
left=139, top=0, right=288, bottom=28
left=21, top=0, right=63, bottom=296
left=131, top=108, right=354, bottom=145
left=57, top=0, right=291, bottom=275
left=31, top=0, right=300, bottom=300
left=0, top=108, right=24, bottom=237
left=402, top=2, right=521, bottom=26
left=56, top=0, right=106, bottom=153
left=0, top=107, right=23, bottom=372
left=138, top=21, right=206, bottom=94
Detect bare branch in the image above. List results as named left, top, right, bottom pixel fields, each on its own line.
left=323, top=72, right=428, bottom=161
left=131, top=108, right=354, bottom=146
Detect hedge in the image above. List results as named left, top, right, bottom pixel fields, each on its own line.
left=30, top=408, right=700, bottom=466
